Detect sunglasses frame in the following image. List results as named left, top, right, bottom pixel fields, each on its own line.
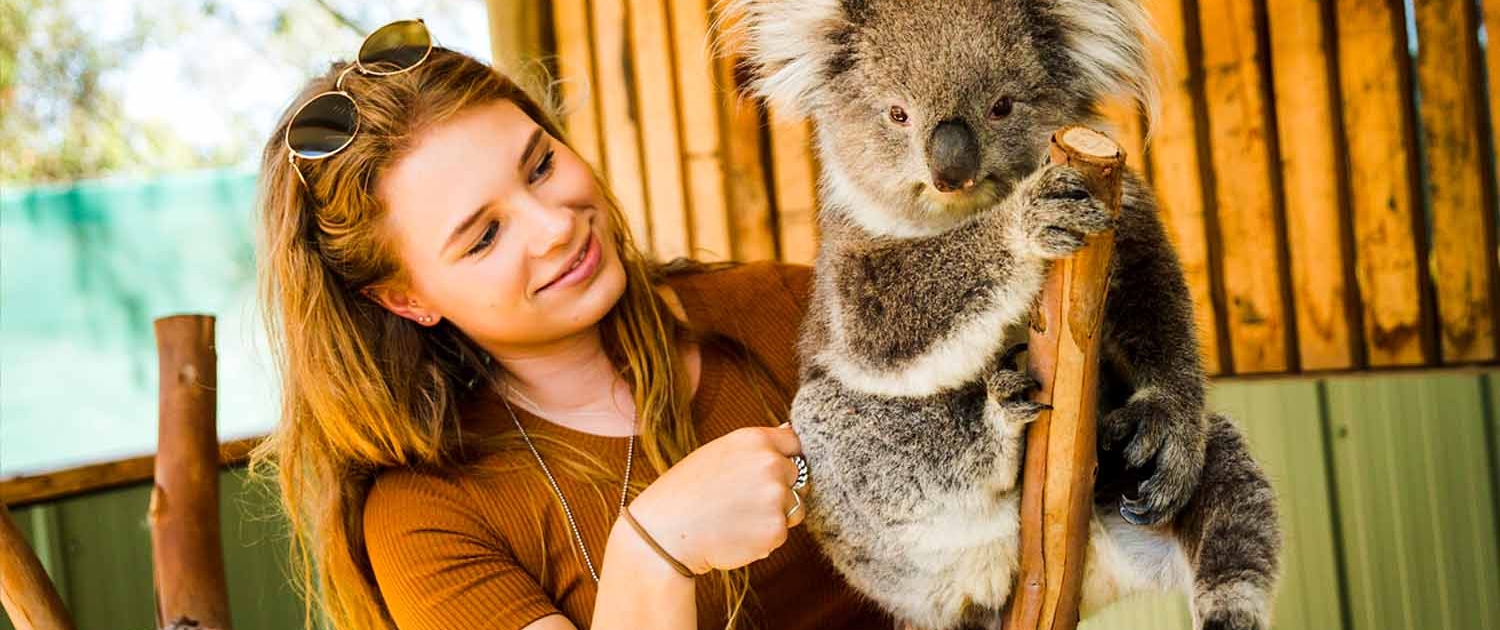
left=285, top=18, right=433, bottom=188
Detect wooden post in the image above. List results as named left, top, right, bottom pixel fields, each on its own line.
left=149, top=315, right=231, bottom=630
left=1003, top=127, right=1125, bottom=630
left=485, top=0, right=546, bottom=86
left=0, top=507, right=75, bottom=630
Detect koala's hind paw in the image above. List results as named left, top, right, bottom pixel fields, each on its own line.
left=1200, top=608, right=1266, bottom=630
left=1024, top=164, right=1114, bottom=259
left=1102, top=394, right=1205, bottom=525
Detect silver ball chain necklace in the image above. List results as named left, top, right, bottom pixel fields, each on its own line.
left=499, top=383, right=634, bottom=584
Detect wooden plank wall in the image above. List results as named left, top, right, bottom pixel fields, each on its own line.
left=519, top=0, right=1500, bottom=376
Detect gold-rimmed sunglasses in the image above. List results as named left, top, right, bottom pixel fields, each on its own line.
left=285, top=18, right=433, bottom=187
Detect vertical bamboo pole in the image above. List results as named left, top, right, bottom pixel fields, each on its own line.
left=149, top=315, right=231, bottom=630
left=768, top=110, right=820, bottom=265
left=0, top=508, right=74, bottom=630
left=1003, top=127, right=1125, bottom=630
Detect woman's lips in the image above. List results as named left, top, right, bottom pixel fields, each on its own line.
left=540, top=231, right=600, bottom=293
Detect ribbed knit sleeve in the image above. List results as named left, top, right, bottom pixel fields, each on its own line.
left=365, top=469, right=560, bottom=630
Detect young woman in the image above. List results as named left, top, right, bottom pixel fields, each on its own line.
left=250, top=20, right=893, bottom=630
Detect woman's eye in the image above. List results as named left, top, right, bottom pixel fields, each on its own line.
left=466, top=220, right=500, bottom=256
left=528, top=149, right=556, bottom=184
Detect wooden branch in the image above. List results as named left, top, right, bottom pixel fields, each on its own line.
left=1003, top=127, right=1125, bottom=630
left=149, top=315, right=232, bottom=630
left=0, top=507, right=75, bottom=630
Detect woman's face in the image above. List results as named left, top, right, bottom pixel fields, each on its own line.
left=372, top=99, right=628, bottom=353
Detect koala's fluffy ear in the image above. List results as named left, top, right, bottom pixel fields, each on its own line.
left=1048, top=0, right=1161, bottom=131
left=715, top=0, right=852, bottom=117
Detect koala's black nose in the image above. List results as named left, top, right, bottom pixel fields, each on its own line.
left=928, top=119, right=980, bottom=193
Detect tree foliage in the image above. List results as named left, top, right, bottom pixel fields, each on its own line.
left=0, top=0, right=489, bottom=186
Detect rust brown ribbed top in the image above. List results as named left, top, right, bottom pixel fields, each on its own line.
left=364, top=261, right=894, bottom=630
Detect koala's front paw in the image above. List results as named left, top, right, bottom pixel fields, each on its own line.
left=984, top=344, right=1046, bottom=424
left=1021, top=164, right=1114, bottom=259
left=1102, top=392, right=1206, bottom=525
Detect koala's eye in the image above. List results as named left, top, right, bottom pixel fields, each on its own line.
left=989, top=96, right=1014, bottom=119
left=888, top=105, right=909, bottom=125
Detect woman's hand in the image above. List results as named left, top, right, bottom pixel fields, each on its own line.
left=625, top=424, right=807, bottom=574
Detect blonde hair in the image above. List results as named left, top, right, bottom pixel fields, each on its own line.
left=249, top=48, right=769, bottom=630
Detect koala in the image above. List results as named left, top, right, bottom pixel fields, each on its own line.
left=724, top=0, right=1282, bottom=629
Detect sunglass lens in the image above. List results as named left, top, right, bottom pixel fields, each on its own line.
left=358, top=19, right=431, bottom=73
left=288, top=93, right=357, bottom=159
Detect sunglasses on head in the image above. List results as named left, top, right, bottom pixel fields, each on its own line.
left=285, top=18, right=433, bottom=188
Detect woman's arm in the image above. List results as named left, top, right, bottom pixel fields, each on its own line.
left=588, top=425, right=807, bottom=629
left=589, top=518, right=697, bottom=627
left=369, top=381, right=805, bottom=630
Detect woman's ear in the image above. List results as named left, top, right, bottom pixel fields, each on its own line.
left=364, top=284, right=443, bottom=326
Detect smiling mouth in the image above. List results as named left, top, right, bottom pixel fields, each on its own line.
left=541, top=240, right=589, bottom=290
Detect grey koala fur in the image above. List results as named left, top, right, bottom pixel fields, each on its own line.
left=723, top=0, right=1282, bottom=628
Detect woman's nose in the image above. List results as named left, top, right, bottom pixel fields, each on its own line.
left=520, top=198, right=576, bottom=257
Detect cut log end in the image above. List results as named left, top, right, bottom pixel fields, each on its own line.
left=1057, top=126, right=1120, bottom=159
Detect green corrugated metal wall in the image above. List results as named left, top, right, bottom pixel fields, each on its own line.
left=1083, top=372, right=1500, bottom=630
left=5, top=470, right=302, bottom=630
left=7, top=372, right=1500, bottom=630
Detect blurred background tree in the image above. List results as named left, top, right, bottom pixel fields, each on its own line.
left=0, top=0, right=490, bottom=186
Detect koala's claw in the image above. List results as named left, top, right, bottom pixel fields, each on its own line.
left=1103, top=395, right=1206, bottom=525
left=1119, top=496, right=1153, bottom=526
left=1004, top=400, right=1049, bottom=424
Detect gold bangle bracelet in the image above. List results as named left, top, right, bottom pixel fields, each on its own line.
left=620, top=506, right=697, bottom=579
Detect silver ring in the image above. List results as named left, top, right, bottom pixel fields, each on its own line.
left=791, top=455, right=809, bottom=491
left=786, top=487, right=803, bottom=520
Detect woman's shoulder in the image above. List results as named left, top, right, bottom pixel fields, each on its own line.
left=660, top=259, right=814, bottom=325
left=364, top=455, right=531, bottom=538
left=365, top=465, right=475, bottom=532
left=660, top=260, right=813, bottom=395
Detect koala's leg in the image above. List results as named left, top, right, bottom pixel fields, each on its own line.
left=1079, top=414, right=1278, bottom=630
left=1097, top=174, right=1211, bottom=526
left=1172, top=413, right=1280, bottom=630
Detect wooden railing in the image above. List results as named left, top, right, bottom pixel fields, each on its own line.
left=0, top=438, right=260, bottom=508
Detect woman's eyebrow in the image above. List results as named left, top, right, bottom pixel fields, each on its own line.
left=518, top=128, right=543, bottom=171
left=443, top=201, right=492, bottom=255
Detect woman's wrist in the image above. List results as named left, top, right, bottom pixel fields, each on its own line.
left=592, top=517, right=698, bottom=629
left=623, top=488, right=712, bottom=575
left=620, top=505, right=698, bottom=578
left=604, top=515, right=698, bottom=582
